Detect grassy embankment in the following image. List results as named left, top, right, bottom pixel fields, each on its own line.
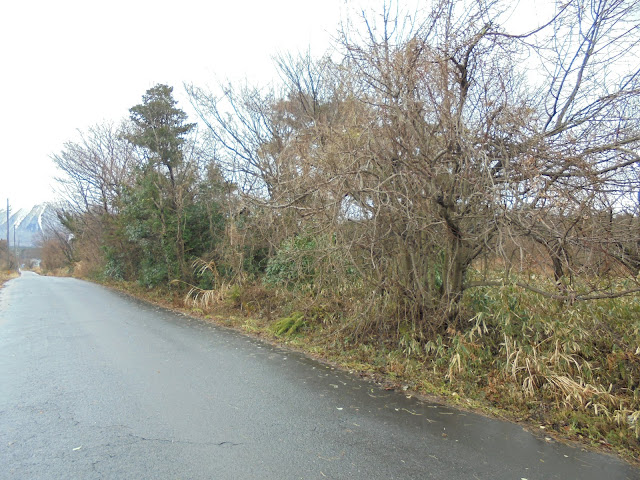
left=82, top=271, right=640, bottom=464
left=0, top=270, right=19, bottom=288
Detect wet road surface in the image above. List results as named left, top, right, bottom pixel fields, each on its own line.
left=1, top=272, right=638, bottom=479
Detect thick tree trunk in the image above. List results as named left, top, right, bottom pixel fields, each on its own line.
left=441, top=238, right=469, bottom=324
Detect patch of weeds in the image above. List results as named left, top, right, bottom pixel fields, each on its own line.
left=240, top=317, right=262, bottom=333
left=272, top=311, right=306, bottom=337
left=226, top=285, right=243, bottom=308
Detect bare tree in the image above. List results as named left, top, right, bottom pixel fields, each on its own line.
left=51, top=121, right=138, bottom=275
left=189, top=0, right=640, bottom=334
left=52, top=121, right=137, bottom=216
left=502, top=0, right=640, bottom=294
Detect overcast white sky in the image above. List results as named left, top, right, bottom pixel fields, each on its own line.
left=0, top=0, right=556, bottom=212
left=0, top=0, right=349, bottom=211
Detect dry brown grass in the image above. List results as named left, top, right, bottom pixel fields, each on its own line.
left=0, top=270, right=19, bottom=287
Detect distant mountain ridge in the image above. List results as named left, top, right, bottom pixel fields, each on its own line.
left=0, top=204, right=57, bottom=247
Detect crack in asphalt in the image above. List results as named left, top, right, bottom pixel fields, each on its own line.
left=115, top=433, right=243, bottom=448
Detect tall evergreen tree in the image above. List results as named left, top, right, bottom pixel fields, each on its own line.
left=128, top=84, right=195, bottom=188
left=126, top=84, right=197, bottom=282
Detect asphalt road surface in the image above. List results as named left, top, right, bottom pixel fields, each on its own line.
left=1, top=272, right=638, bottom=479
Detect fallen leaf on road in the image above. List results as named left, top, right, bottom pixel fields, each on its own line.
left=400, top=408, right=422, bottom=416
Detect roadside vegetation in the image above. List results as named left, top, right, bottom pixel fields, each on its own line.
left=0, top=269, right=19, bottom=287
left=0, top=240, right=19, bottom=287
left=0, top=271, right=18, bottom=288
left=41, top=0, right=640, bottom=461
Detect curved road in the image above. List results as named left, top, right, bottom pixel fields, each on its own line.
left=1, top=272, right=638, bottom=479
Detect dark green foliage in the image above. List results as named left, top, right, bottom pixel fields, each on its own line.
left=182, top=197, right=224, bottom=257
left=139, top=260, right=169, bottom=288
left=128, top=84, right=195, bottom=170
left=243, top=245, right=270, bottom=276
left=102, top=246, right=125, bottom=280
left=118, top=84, right=226, bottom=286
left=265, top=236, right=317, bottom=288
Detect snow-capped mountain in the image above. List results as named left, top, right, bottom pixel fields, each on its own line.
left=0, top=204, right=58, bottom=247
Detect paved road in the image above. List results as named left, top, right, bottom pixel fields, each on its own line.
left=1, top=272, right=638, bottom=479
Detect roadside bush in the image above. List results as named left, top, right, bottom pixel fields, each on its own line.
left=449, top=280, right=640, bottom=443
left=264, top=235, right=317, bottom=288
